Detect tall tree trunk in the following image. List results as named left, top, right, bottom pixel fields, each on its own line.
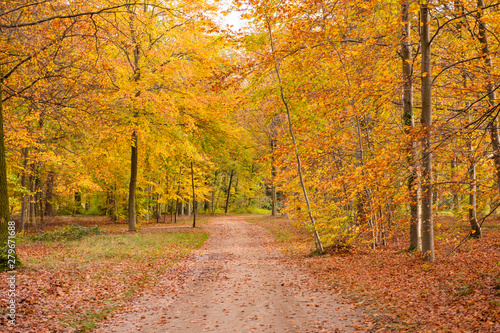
left=420, top=3, right=435, bottom=261
left=175, top=166, right=182, bottom=223
left=128, top=131, right=138, bottom=231
left=355, top=115, right=376, bottom=248
left=170, top=199, right=174, bottom=223
left=156, top=193, right=160, bottom=223
left=468, top=133, right=481, bottom=238
left=271, top=181, right=278, bottom=216
left=39, top=187, right=44, bottom=227
left=0, top=82, right=11, bottom=260
left=127, top=5, right=141, bottom=231
left=164, top=175, right=169, bottom=223
left=211, top=170, right=217, bottom=214
left=113, top=184, right=118, bottom=222
left=20, top=148, right=29, bottom=231
left=45, top=171, right=54, bottom=217
left=477, top=0, right=500, bottom=195
left=451, top=157, right=460, bottom=210
left=266, top=16, right=324, bottom=253
left=402, top=0, right=421, bottom=251
left=30, top=165, right=36, bottom=223
left=225, top=169, right=234, bottom=214
left=270, top=117, right=278, bottom=216
left=174, top=199, right=179, bottom=223
left=191, top=161, right=196, bottom=228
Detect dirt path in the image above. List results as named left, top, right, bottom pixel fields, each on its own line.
left=97, top=216, right=365, bottom=332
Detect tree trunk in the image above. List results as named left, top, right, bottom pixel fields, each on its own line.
left=113, top=184, right=118, bottom=222
left=0, top=83, right=11, bottom=259
left=420, top=3, right=435, bottom=261
left=225, top=169, right=234, bottom=214
left=45, top=171, right=55, bottom=217
left=191, top=161, right=196, bottom=228
left=468, top=135, right=481, bottom=238
left=39, top=187, right=44, bottom=227
left=175, top=167, right=182, bottom=222
left=128, top=131, right=138, bottom=231
left=211, top=170, right=217, bottom=214
left=271, top=183, right=278, bottom=216
left=164, top=175, right=169, bottom=223
left=30, top=166, right=36, bottom=223
left=156, top=193, right=160, bottom=223
left=20, top=148, right=29, bottom=231
left=477, top=0, right=500, bottom=195
left=174, top=199, right=179, bottom=223
left=402, top=0, right=420, bottom=250
left=127, top=6, right=141, bottom=231
left=170, top=199, right=174, bottom=223
left=266, top=17, right=324, bottom=253
left=270, top=123, right=278, bottom=216
left=451, top=157, right=460, bottom=210
left=355, top=115, right=376, bottom=248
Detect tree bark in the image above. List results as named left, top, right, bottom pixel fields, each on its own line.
left=402, top=0, right=421, bottom=251
left=127, top=5, right=141, bottom=231
left=20, top=148, right=29, bottom=231
left=191, top=161, right=196, bottom=228
left=468, top=134, right=481, bottom=238
left=355, top=116, right=376, bottom=248
left=211, top=170, right=217, bottom=214
left=128, top=131, right=138, bottom=231
left=175, top=166, right=182, bottom=223
left=451, top=157, right=460, bottom=210
left=156, top=193, right=160, bottom=223
left=225, top=169, right=234, bottom=214
left=477, top=0, right=500, bottom=195
left=270, top=117, right=279, bottom=216
left=29, top=165, right=36, bottom=223
left=170, top=199, right=174, bottom=223
left=420, top=3, right=435, bottom=261
left=45, top=171, right=55, bottom=217
left=0, top=82, right=11, bottom=256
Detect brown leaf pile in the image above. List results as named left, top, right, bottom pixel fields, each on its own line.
left=252, top=216, right=500, bottom=332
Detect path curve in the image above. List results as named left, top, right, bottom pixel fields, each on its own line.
left=97, top=216, right=364, bottom=332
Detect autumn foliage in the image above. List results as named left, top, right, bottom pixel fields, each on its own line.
left=2, top=0, right=500, bottom=330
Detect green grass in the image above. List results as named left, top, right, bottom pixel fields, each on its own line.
left=30, top=225, right=102, bottom=242
left=69, top=232, right=207, bottom=263
left=23, top=231, right=208, bottom=269
left=232, top=206, right=271, bottom=214
left=17, top=227, right=209, bottom=331
left=70, top=306, right=117, bottom=332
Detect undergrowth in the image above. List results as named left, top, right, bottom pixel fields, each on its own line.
left=30, top=225, right=102, bottom=242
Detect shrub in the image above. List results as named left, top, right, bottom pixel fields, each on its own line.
left=31, top=225, right=101, bottom=242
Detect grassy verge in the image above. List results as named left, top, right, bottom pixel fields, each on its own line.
left=0, top=218, right=209, bottom=332
left=249, top=215, right=500, bottom=332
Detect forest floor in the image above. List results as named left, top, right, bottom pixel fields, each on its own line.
left=0, top=215, right=209, bottom=332
left=250, top=215, right=500, bottom=332
left=3, top=213, right=499, bottom=332
left=96, top=215, right=368, bottom=332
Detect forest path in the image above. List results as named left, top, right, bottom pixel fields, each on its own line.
left=97, top=216, right=364, bottom=332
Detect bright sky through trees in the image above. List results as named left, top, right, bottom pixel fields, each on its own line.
left=217, top=0, right=247, bottom=30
